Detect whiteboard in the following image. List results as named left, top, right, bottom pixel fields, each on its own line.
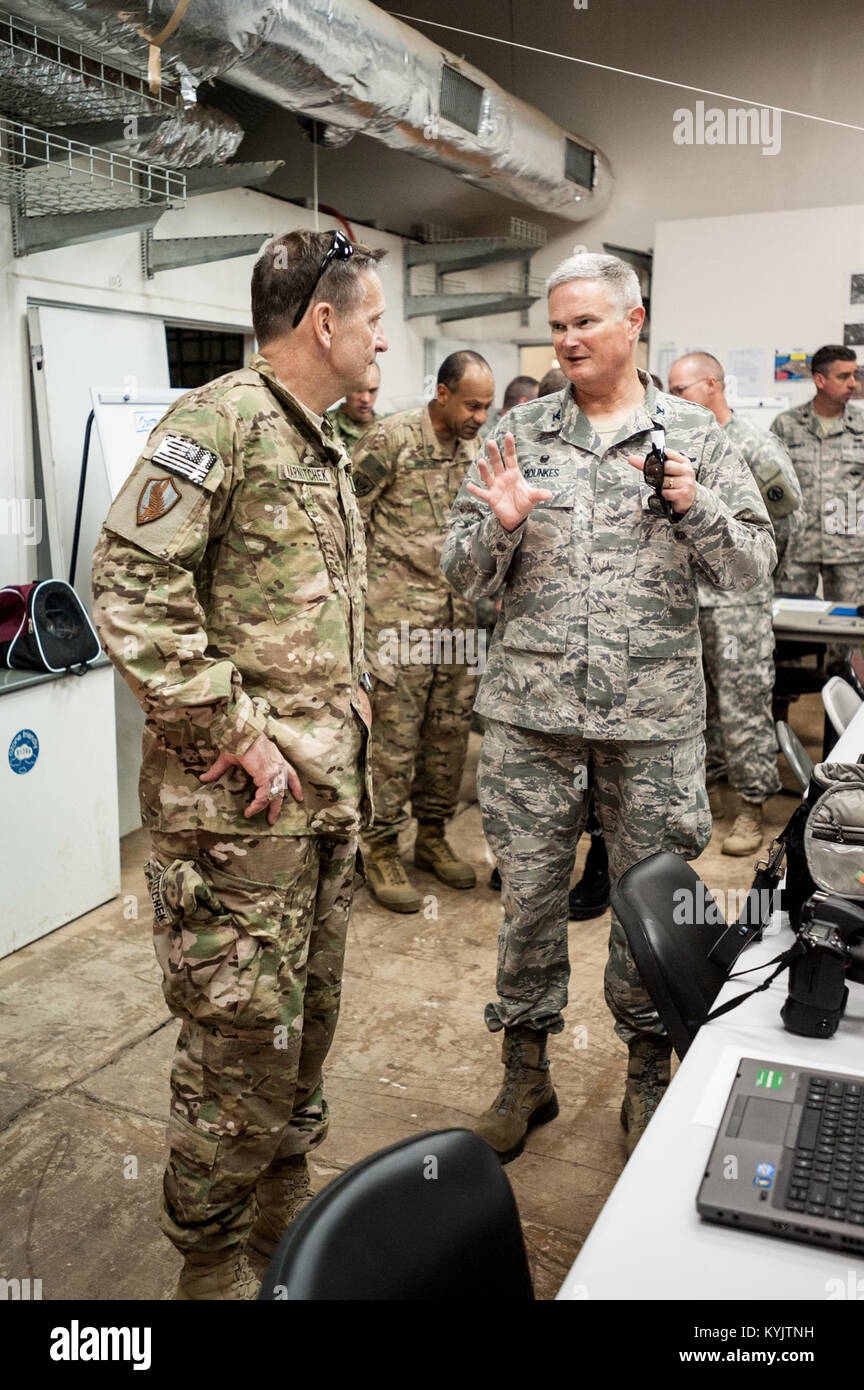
left=91, top=387, right=187, bottom=499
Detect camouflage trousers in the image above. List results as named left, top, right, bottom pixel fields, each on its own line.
left=699, top=603, right=781, bottom=803
left=775, top=558, right=864, bottom=673
left=364, top=654, right=477, bottom=842
left=477, top=719, right=712, bottom=1044
left=145, top=827, right=357, bottom=1256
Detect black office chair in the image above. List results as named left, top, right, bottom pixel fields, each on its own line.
left=258, top=1128, right=534, bottom=1301
left=611, top=851, right=734, bottom=1060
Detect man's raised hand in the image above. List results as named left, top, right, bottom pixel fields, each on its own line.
left=466, top=433, right=553, bottom=532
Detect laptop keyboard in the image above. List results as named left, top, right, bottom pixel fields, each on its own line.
left=783, top=1076, right=864, bottom=1222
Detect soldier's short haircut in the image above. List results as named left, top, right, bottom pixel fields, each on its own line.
left=538, top=366, right=568, bottom=395
left=546, top=251, right=642, bottom=318
left=252, top=230, right=386, bottom=345
left=811, top=344, right=857, bottom=378
left=437, top=350, right=492, bottom=390
left=502, top=375, right=539, bottom=409
left=675, top=350, right=725, bottom=387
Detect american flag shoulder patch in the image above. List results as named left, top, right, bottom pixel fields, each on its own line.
left=150, top=434, right=219, bottom=486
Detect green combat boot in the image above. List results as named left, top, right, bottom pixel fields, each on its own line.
left=620, top=1036, right=672, bottom=1158
left=414, top=821, right=477, bottom=889
left=473, top=1027, right=559, bottom=1164
left=175, top=1246, right=260, bottom=1301
left=247, top=1155, right=312, bottom=1275
left=365, top=839, right=422, bottom=913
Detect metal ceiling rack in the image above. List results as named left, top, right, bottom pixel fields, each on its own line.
left=0, top=6, right=281, bottom=260
left=405, top=217, right=547, bottom=324
left=0, top=116, right=186, bottom=254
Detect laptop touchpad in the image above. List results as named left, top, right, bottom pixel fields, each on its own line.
left=738, top=1097, right=789, bottom=1143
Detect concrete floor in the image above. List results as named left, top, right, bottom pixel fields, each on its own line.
left=0, top=693, right=826, bottom=1301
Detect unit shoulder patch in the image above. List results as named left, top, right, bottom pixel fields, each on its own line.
left=137, top=476, right=182, bottom=525
left=151, top=433, right=220, bottom=485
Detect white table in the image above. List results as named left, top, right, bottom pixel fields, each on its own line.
left=825, top=700, right=864, bottom=765
left=556, top=714, right=864, bottom=1301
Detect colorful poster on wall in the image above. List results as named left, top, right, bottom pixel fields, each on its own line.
left=774, top=350, right=813, bottom=381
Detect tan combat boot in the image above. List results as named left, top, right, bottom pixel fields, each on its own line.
left=620, top=1036, right=672, bottom=1158
left=414, top=821, right=477, bottom=889
left=721, top=799, right=764, bottom=856
left=473, top=1027, right=559, bottom=1164
left=247, top=1155, right=312, bottom=1275
left=365, top=839, right=422, bottom=913
left=175, top=1246, right=260, bottom=1300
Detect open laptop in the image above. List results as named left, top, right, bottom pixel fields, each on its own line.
left=697, top=1056, right=864, bottom=1252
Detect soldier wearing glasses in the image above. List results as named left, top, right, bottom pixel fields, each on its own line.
left=442, top=252, right=776, bottom=1162
left=92, top=229, right=388, bottom=1298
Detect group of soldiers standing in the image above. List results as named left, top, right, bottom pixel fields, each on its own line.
left=91, top=229, right=862, bottom=1297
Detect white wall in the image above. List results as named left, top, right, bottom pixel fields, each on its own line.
left=648, top=204, right=864, bottom=403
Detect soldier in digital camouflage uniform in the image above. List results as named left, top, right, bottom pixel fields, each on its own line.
left=326, top=359, right=381, bottom=448
left=91, top=229, right=388, bottom=1299
left=771, top=345, right=864, bottom=674
left=442, top=254, right=776, bottom=1161
left=352, top=351, right=494, bottom=912
left=668, top=352, right=803, bottom=855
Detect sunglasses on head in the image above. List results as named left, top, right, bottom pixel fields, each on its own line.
left=292, top=230, right=354, bottom=329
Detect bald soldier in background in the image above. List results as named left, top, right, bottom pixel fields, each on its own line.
left=668, top=351, right=803, bottom=854
left=443, top=253, right=776, bottom=1161
left=327, top=359, right=381, bottom=448
left=353, top=350, right=494, bottom=912
left=91, top=229, right=388, bottom=1299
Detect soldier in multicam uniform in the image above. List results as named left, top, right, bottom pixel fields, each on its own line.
left=326, top=359, right=381, bottom=448
left=771, top=345, right=864, bottom=674
left=442, top=253, right=776, bottom=1161
left=352, top=351, right=494, bottom=912
left=91, top=229, right=388, bottom=1299
left=668, top=352, right=803, bottom=855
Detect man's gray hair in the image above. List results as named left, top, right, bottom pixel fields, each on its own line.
left=546, top=251, right=642, bottom=317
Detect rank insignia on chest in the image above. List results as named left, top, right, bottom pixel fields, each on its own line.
left=150, top=433, right=219, bottom=485
left=280, top=463, right=332, bottom=484
left=137, top=475, right=182, bottom=524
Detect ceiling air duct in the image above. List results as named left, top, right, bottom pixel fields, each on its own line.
left=4, top=0, right=612, bottom=220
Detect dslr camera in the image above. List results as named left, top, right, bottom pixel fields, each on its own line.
left=782, top=893, right=864, bottom=1038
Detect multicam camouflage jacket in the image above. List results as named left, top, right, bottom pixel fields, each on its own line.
left=441, top=373, right=777, bottom=741
left=91, top=351, right=370, bottom=839
left=771, top=401, right=864, bottom=564
left=698, top=409, right=803, bottom=608
left=326, top=403, right=379, bottom=450
left=352, top=405, right=479, bottom=680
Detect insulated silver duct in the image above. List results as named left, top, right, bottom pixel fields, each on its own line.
left=4, top=0, right=612, bottom=219
left=0, top=5, right=243, bottom=165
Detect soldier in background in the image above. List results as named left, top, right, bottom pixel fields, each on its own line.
left=668, top=351, right=803, bottom=854
left=772, top=345, right=864, bottom=673
left=443, top=253, right=775, bottom=1162
left=91, top=229, right=388, bottom=1298
left=327, top=359, right=381, bottom=448
left=353, top=351, right=494, bottom=912
left=479, top=374, right=539, bottom=443
left=538, top=366, right=568, bottom=396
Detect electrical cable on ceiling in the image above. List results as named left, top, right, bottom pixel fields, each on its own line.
left=392, top=14, right=864, bottom=135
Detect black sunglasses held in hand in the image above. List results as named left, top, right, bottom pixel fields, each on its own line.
left=644, top=422, right=675, bottom=521
left=292, top=230, right=354, bottom=329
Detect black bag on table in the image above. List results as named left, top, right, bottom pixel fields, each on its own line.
left=0, top=580, right=100, bottom=675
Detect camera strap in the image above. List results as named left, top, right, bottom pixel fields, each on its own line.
left=705, top=939, right=807, bottom=1023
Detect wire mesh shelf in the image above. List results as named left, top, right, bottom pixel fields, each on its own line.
left=0, top=117, right=185, bottom=217
left=0, top=6, right=182, bottom=127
